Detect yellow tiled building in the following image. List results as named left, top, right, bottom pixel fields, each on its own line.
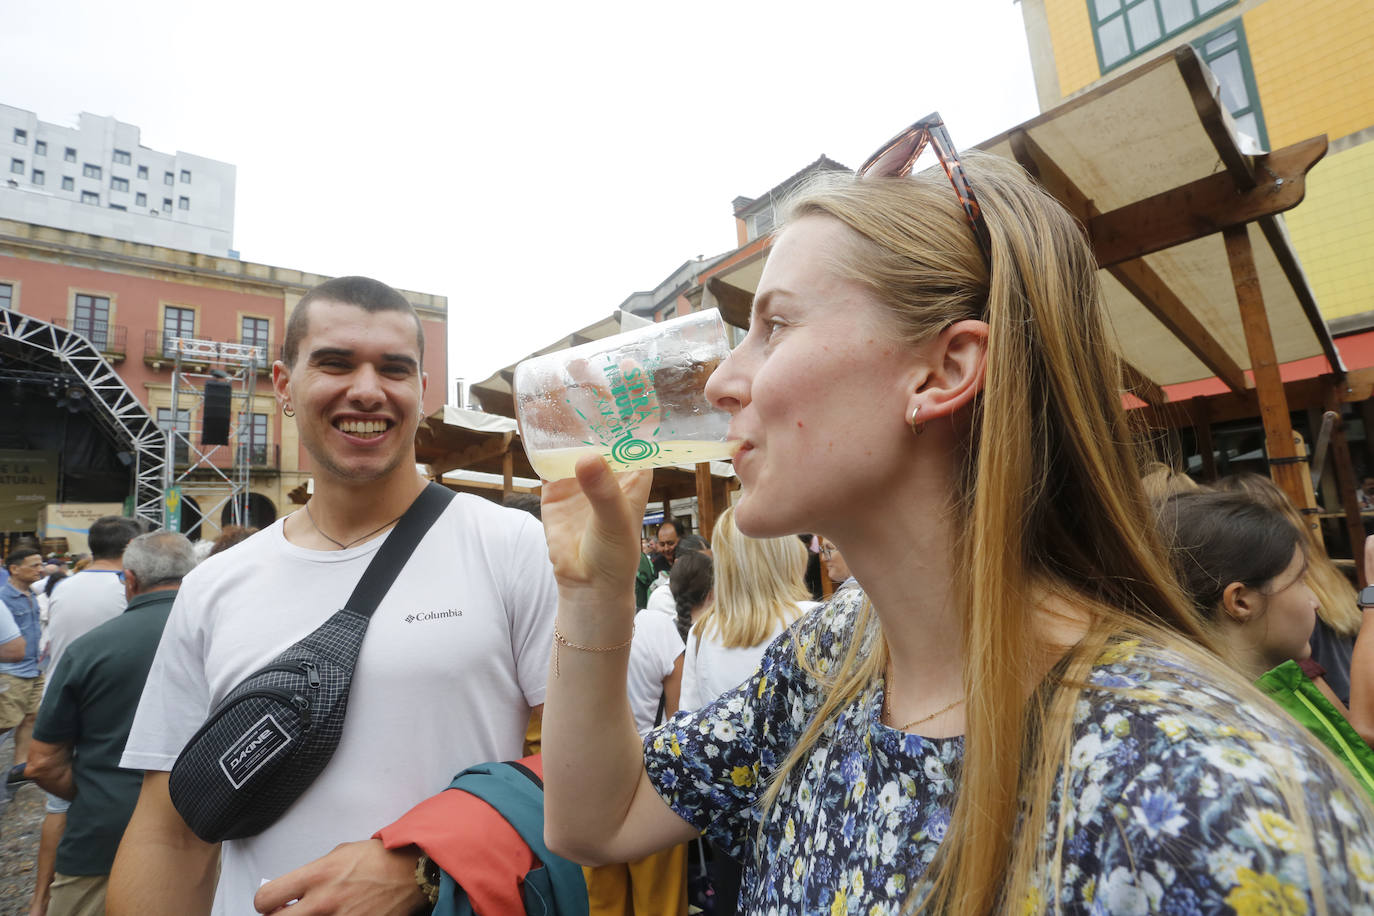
left=1020, top=0, right=1374, bottom=327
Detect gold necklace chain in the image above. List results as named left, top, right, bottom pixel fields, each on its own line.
left=303, top=501, right=404, bottom=550
left=883, top=667, right=965, bottom=732
left=889, top=696, right=965, bottom=732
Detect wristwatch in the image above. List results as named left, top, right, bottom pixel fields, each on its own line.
left=1359, top=585, right=1374, bottom=609
left=415, top=853, right=441, bottom=908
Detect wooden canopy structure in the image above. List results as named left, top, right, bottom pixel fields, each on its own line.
left=695, top=45, right=1365, bottom=575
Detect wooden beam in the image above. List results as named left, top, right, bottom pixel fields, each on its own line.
left=503, top=450, right=514, bottom=496
left=1362, top=400, right=1374, bottom=470
left=1089, top=136, right=1327, bottom=267
left=695, top=462, right=716, bottom=541
left=1133, top=367, right=1374, bottom=429
left=1177, top=45, right=1258, bottom=191
left=1122, top=361, right=1166, bottom=408
left=441, top=431, right=516, bottom=473
left=1225, top=224, right=1307, bottom=509
left=1109, top=260, right=1249, bottom=394
left=1007, top=128, right=1248, bottom=394
left=1007, top=129, right=1094, bottom=219
left=706, top=276, right=754, bottom=331
left=1256, top=214, right=1344, bottom=377
left=1324, top=386, right=1366, bottom=584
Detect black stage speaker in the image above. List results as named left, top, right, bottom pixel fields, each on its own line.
left=202, top=380, right=232, bottom=445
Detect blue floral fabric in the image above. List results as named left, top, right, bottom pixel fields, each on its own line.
left=643, top=587, right=1374, bottom=915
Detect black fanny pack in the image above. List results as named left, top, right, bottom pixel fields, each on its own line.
left=168, top=483, right=454, bottom=842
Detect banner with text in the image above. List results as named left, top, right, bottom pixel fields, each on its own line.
left=0, top=450, right=60, bottom=532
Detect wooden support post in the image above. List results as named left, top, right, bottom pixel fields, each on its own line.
left=711, top=475, right=733, bottom=519
left=1289, top=432, right=1325, bottom=559
left=695, top=463, right=716, bottom=541
left=1192, top=402, right=1217, bottom=481
left=1361, top=399, right=1374, bottom=472
left=1224, top=225, right=1307, bottom=511
left=502, top=450, right=514, bottom=496
left=1326, top=387, right=1367, bottom=585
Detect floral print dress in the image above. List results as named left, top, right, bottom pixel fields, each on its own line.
left=642, top=588, right=1374, bottom=914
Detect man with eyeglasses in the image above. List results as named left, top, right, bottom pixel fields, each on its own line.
left=0, top=548, right=44, bottom=793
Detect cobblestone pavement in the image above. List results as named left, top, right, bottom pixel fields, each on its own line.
left=0, top=783, right=42, bottom=915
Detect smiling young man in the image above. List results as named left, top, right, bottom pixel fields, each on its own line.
left=110, top=277, right=558, bottom=916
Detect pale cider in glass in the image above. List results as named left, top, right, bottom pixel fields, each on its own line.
left=514, top=309, right=739, bottom=481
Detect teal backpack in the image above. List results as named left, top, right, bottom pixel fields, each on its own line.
left=437, top=759, right=588, bottom=916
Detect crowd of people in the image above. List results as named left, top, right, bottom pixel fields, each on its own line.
left=0, top=119, right=1371, bottom=916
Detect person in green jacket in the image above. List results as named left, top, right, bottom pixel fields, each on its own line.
left=1156, top=489, right=1374, bottom=798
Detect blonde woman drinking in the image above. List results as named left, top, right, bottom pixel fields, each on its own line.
left=539, top=115, right=1373, bottom=913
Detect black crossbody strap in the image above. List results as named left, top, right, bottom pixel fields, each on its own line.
left=343, top=482, right=455, bottom=617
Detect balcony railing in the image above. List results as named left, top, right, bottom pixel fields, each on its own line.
left=239, top=442, right=280, bottom=468
left=49, top=318, right=127, bottom=358
left=143, top=331, right=274, bottom=370
left=144, top=333, right=273, bottom=368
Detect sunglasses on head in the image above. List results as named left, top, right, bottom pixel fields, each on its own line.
left=856, top=112, right=993, bottom=268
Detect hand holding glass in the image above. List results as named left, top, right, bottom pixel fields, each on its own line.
left=514, top=309, right=740, bottom=481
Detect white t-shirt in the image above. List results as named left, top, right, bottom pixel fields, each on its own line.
left=680, top=601, right=817, bottom=711
left=44, top=569, right=126, bottom=680
left=645, top=577, right=676, bottom=618
left=626, top=608, right=684, bottom=737
left=122, top=495, right=557, bottom=915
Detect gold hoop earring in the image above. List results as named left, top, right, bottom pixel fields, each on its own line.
left=283, top=404, right=295, bottom=418
left=908, top=405, right=925, bottom=436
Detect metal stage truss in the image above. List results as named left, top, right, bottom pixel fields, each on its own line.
left=164, top=337, right=265, bottom=534
left=0, top=309, right=165, bottom=527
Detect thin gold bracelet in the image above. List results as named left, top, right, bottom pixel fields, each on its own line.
left=552, top=623, right=634, bottom=676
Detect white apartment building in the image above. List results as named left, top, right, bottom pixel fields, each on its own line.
left=0, top=104, right=236, bottom=257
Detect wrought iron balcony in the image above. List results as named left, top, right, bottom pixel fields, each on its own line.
left=238, top=442, right=280, bottom=468
left=48, top=318, right=127, bottom=359
left=143, top=331, right=274, bottom=370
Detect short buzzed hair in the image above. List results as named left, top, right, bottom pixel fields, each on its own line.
left=283, top=276, right=425, bottom=369
left=122, top=531, right=197, bottom=591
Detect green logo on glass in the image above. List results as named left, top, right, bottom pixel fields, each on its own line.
left=610, top=437, right=661, bottom=464
left=577, top=362, right=663, bottom=462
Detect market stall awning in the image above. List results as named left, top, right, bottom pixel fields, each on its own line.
left=699, top=46, right=1337, bottom=402
left=978, top=45, right=1338, bottom=393
left=415, top=405, right=526, bottom=479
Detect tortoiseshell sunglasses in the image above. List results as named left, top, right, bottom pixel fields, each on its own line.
left=856, top=112, right=993, bottom=268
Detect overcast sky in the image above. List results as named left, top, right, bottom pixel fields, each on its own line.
left=1, top=0, right=1041, bottom=398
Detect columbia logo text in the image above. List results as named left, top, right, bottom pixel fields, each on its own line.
left=404, top=609, right=464, bottom=624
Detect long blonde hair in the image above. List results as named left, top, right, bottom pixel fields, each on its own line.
left=1214, top=471, right=1362, bottom=636
left=695, top=506, right=810, bottom=649
left=755, top=155, right=1260, bottom=913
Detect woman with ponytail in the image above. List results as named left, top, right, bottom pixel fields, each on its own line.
left=538, top=115, right=1373, bottom=913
